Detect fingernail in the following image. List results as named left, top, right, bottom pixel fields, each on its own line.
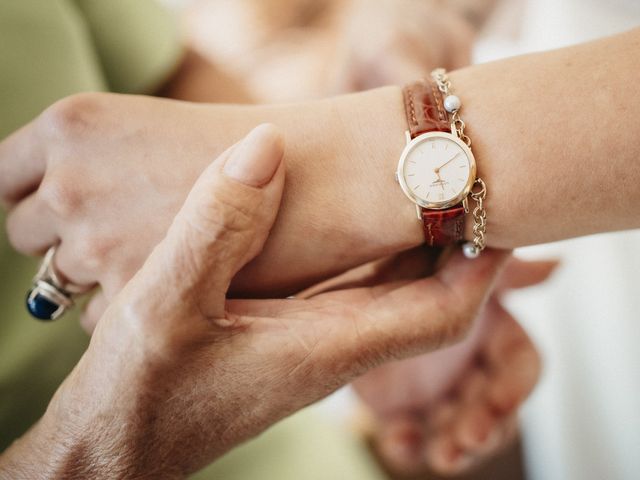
left=223, top=123, right=284, bottom=187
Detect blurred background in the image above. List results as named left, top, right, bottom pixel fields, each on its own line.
left=1, top=0, right=639, bottom=479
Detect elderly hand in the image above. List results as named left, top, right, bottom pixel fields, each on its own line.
left=355, top=258, right=557, bottom=477
left=0, top=88, right=429, bottom=326
left=0, top=125, right=509, bottom=479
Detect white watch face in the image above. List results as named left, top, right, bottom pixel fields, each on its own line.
left=398, top=132, right=475, bottom=208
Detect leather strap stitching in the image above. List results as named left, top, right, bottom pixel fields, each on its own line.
left=430, top=80, right=447, bottom=124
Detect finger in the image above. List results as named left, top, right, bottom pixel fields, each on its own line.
left=494, top=257, right=560, bottom=293
left=482, top=302, right=541, bottom=414
left=0, top=123, right=45, bottom=207
left=352, top=249, right=511, bottom=363
left=375, top=415, right=427, bottom=476
left=427, top=399, right=460, bottom=431
left=483, top=300, right=538, bottom=369
left=141, top=124, right=285, bottom=319
left=5, top=192, right=58, bottom=255
left=452, top=400, right=498, bottom=453
left=431, top=401, right=513, bottom=475
left=296, top=246, right=441, bottom=298
left=246, top=249, right=510, bottom=367
left=487, top=345, right=541, bottom=414
left=424, top=431, right=471, bottom=476
left=52, top=233, right=109, bottom=287
left=460, top=412, right=521, bottom=462
left=229, top=249, right=509, bottom=396
left=499, top=414, right=520, bottom=448
left=79, top=291, right=108, bottom=335
left=263, top=249, right=510, bottom=370
left=458, top=365, right=490, bottom=403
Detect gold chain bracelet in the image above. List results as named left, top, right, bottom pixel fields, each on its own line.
left=431, top=68, right=488, bottom=257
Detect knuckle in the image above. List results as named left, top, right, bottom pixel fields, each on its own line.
left=75, top=233, right=112, bottom=272
left=203, top=198, right=252, bottom=236
left=38, top=93, right=106, bottom=138
left=186, top=184, right=258, bottom=246
left=209, top=186, right=256, bottom=232
left=39, top=173, right=83, bottom=218
left=118, top=291, right=196, bottom=361
left=5, top=211, right=28, bottom=253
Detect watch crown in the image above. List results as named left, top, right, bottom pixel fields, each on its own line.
left=394, top=172, right=399, bottom=183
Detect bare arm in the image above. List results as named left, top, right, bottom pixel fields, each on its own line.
left=2, top=30, right=638, bottom=300
left=453, top=28, right=640, bottom=247
left=235, top=28, right=640, bottom=292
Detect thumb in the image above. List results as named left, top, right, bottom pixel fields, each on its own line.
left=146, top=124, right=285, bottom=318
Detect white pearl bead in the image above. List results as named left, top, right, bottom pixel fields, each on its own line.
left=444, top=95, right=461, bottom=113
left=462, top=242, right=480, bottom=259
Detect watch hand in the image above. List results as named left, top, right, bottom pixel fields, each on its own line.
left=434, top=153, right=461, bottom=173
left=431, top=174, right=446, bottom=190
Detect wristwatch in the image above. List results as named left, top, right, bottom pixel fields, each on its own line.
left=395, top=69, right=487, bottom=257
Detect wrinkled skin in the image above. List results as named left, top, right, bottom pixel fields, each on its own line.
left=0, top=126, right=510, bottom=479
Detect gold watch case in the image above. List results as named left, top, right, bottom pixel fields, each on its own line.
left=396, top=131, right=477, bottom=211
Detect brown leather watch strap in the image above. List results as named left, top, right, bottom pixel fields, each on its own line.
left=403, top=80, right=466, bottom=246
left=403, top=79, right=451, bottom=138
left=422, top=205, right=466, bottom=247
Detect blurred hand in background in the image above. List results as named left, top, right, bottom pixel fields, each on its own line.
left=355, top=258, right=557, bottom=477
left=182, top=0, right=490, bottom=101
left=326, top=0, right=475, bottom=94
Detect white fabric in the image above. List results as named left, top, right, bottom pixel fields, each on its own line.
left=475, top=1, right=640, bottom=479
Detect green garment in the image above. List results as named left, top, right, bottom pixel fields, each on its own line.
left=0, top=1, right=383, bottom=478
left=0, top=0, right=182, bottom=449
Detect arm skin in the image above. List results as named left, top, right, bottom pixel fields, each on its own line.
left=319, top=26, right=640, bottom=251
left=0, top=127, right=510, bottom=479
left=2, top=29, right=638, bottom=302
left=452, top=28, right=640, bottom=247
left=236, top=27, right=640, bottom=293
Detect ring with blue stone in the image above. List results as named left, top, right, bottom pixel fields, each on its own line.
left=26, top=280, right=73, bottom=321
left=26, top=245, right=91, bottom=321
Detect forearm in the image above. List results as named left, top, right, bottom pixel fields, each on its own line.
left=6, top=30, right=636, bottom=298
left=0, top=379, right=186, bottom=479
left=0, top=415, right=99, bottom=480
left=236, top=28, right=640, bottom=293
left=453, top=27, right=640, bottom=248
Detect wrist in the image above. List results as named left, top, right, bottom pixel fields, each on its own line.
left=0, top=408, right=113, bottom=480
left=232, top=87, right=424, bottom=295
left=448, top=66, right=529, bottom=249
left=315, top=87, right=424, bottom=253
